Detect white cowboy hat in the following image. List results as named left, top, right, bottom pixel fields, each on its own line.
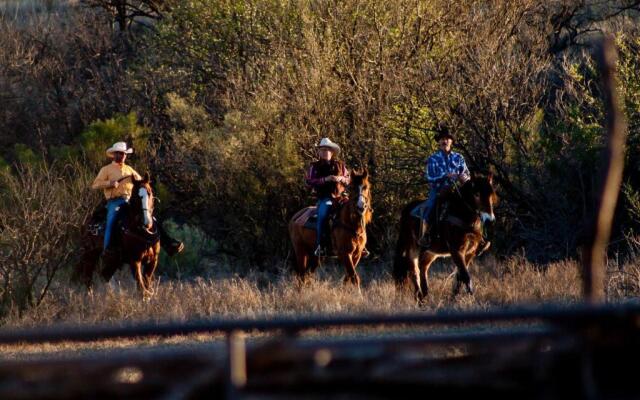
left=315, top=137, right=340, bottom=154
left=106, top=142, right=134, bottom=158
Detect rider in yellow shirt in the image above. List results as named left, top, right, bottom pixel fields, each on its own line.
left=92, top=142, right=183, bottom=257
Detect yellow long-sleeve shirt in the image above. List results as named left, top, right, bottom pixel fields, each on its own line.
left=91, top=162, right=142, bottom=200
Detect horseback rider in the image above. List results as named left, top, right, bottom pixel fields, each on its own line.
left=305, top=138, right=350, bottom=257
left=418, top=124, right=470, bottom=247
left=91, top=141, right=184, bottom=257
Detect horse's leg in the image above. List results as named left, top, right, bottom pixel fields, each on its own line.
left=451, top=250, right=473, bottom=296
left=463, top=250, right=477, bottom=293
left=143, top=248, right=160, bottom=295
left=340, top=253, right=360, bottom=288
left=418, top=251, right=438, bottom=303
left=100, top=253, right=121, bottom=283
left=71, top=247, right=99, bottom=288
left=294, top=250, right=309, bottom=283
left=131, top=259, right=150, bottom=297
left=308, top=254, right=320, bottom=275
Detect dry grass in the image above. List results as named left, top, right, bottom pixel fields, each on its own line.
left=6, top=255, right=639, bottom=327
left=0, top=255, right=637, bottom=359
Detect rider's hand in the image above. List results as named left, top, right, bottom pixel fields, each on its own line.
left=325, top=175, right=337, bottom=183
left=110, top=180, right=119, bottom=188
left=336, top=176, right=347, bottom=184
left=447, top=173, right=458, bottom=180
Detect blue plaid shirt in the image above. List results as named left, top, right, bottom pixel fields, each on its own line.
left=425, top=150, right=470, bottom=191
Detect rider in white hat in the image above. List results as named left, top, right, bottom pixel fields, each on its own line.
left=305, top=138, right=350, bottom=256
left=92, top=142, right=141, bottom=254
left=92, top=142, right=183, bottom=257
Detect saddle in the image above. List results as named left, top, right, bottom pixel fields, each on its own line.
left=295, top=195, right=349, bottom=256
left=411, top=188, right=490, bottom=245
left=302, top=195, right=349, bottom=230
left=410, top=192, right=450, bottom=225
left=85, top=201, right=130, bottom=249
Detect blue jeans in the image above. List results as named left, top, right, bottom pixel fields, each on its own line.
left=423, top=187, right=438, bottom=221
left=316, top=198, right=332, bottom=248
left=104, top=197, right=128, bottom=250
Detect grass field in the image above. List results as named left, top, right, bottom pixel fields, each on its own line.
left=0, top=252, right=636, bottom=360
left=9, top=254, right=640, bottom=327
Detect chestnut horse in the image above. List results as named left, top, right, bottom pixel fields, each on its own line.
left=393, top=174, right=497, bottom=301
left=289, top=169, right=372, bottom=287
left=74, top=173, right=161, bottom=298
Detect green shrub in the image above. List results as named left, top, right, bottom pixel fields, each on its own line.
left=158, top=220, right=217, bottom=279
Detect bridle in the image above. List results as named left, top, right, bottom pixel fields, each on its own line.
left=450, top=179, right=495, bottom=225
left=137, top=185, right=154, bottom=231
left=356, top=183, right=370, bottom=216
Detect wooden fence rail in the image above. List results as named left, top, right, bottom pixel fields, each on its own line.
left=0, top=301, right=639, bottom=399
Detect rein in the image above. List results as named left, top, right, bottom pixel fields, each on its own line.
left=334, top=187, right=370, bottom=236
left=446, top=181, right=481, bottom=229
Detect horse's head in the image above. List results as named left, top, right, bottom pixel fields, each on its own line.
left=130, top=172, right=155, bottom=230
left=467, top=172, right=497, bottom=224
left=350, top=168, right=372, bottom=221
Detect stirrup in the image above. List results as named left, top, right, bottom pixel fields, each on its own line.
left=314, top=245, right=325, bottom=257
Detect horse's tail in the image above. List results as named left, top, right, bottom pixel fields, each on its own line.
left=393, top=200, right=422, bottom=286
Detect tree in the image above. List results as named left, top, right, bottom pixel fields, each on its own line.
left=82, top=0, right=169, bottom=31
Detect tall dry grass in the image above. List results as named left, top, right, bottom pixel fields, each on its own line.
left=5, top=255, right=638, bottom=328
left=0, top=254, right=637, bottom=359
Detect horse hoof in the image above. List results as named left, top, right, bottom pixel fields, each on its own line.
left=466, top=281, right=474, bottom=295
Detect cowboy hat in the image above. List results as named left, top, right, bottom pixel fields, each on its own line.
left=315, top=137, right=341, bottom=154
left=106, top=142, right=134, bottom=158
left=434, top=123, right=455, bottom=141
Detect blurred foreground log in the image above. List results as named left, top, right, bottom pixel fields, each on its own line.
left=0, top=306, right=639, bottom=399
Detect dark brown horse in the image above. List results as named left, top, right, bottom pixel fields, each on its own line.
left=74, top=173, right=161, bottom=298
left=393, top=174, right=497, bottom=301
left=289, top=169, right=372, bottom=287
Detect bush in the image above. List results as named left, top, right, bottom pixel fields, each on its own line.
left=0, top=162, right=94, bottom=315
left=158, top=220, right=217, bottom=279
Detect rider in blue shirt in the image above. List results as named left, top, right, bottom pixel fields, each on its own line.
left=419, top=124, right=470, bottom=246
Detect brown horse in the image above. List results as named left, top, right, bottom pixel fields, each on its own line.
left=74, top=173, right=161, bottom=298
left=393, top=174, right=497, bottom=301
left=289, top=169, right=372, bottom=287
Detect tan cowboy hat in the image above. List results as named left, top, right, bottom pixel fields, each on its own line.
left=316, top=137, right=341, bottom=154
left=106, top=142, right=134, bottom=158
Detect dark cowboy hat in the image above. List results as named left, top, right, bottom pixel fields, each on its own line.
left=434, top=123, right=455, bottom=141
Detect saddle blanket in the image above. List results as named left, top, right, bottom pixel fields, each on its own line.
left=293, top=207, right=319, bottom=230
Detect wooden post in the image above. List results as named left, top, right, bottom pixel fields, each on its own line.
left=582, top=36, right=628, bottom=303
left=226, top=330, right=247, bottom=400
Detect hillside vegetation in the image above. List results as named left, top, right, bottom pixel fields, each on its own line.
left=0, top=0, right=639, bottom=319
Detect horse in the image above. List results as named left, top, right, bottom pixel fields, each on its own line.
left=393, top=173, right=497, bottom=302
left=288, top=169, right=372, bottom=287
left=73, top=173, right=161, bottom=298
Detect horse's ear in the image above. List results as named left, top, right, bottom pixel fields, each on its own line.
left=143, top=172, right=150, bottom=184
left=362, top=167, right=368, bottom=179
left=487, top=172, right=493, bottom=184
